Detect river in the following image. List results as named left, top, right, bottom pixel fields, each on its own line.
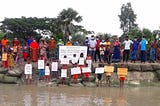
left=0, top=84, right=159, bottom=106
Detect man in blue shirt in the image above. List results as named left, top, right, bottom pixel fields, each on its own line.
left=131, top=37, right=139, bottom=63
left=140, top=36, right=148, bottom=63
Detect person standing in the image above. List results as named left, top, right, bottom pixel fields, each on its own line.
left=130, top=37, right=139, bottom=63
left=112, top=38, right=121, bottom=62
left=39, top=38, right=48, bottom=61
left=48, top=37, right=56, bottom=60
left=140, top=36, right=148, bottom=63
left=122, top=36, right=133, bottom=63
left=12, top=37, right=20, bottom=46
left=105, top=38, right=111, bottom=63
left=88, top=35, right=97, bottom=61
left=30, top=39, right=39, bottom=62
left=149, top=39, right=157, bottom=63
left=94, top=36, right=101, bottom=62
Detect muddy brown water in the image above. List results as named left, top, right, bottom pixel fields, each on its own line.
left=0, top=85, right=159, bottom=106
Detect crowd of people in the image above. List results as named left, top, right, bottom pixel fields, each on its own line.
left=0, top=35, right=160, bottom=86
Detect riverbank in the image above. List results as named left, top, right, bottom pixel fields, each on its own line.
left=0, top=62, right=160, bottom=87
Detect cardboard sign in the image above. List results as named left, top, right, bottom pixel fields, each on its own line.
left=82, top=67, right=91, bottom=73
left=95, top=67, right=104, bottom=74
left=71, top=67, right=81, bottom=75
left=60, top=58, right=69, bottom=64
left=24, top=64, right=32, bottom=74
left=104, top=66, right=114, bottom=73
left=38, top=60, right=45, bottom=69
left=45, top=66, right=50, bottom=75
left=86, top=60, right=92, bottom=68
left=61, top=69, right=67, bottom=77
left=78, top=58, right=85, bottom=65
left=117, top=68, right=128, bottom=76
left=71, top=57, right=78, bottom=64
left=51, top=62, right=58, bottom=71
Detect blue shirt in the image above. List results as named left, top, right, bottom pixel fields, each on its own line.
left=27, top=38, right=33, bottom=46
left=132, top=40, right=139, bottom=51
left=140, top=38, right=148, bottom=51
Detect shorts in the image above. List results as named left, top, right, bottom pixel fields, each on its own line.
left=106, top=76, right=111, bottom=81
left=45, top=75, right=50, bottom=79
left=26, top=74, right=32, bottom=79
left=97, top=74, right=102, bottom=80
left=84, top=73, right=90, bottom=78
left=119, top=77, right=125, bottom=81
left=72, top=74, right=78, bottom=79
left=39, top=69, right=45, bottom=77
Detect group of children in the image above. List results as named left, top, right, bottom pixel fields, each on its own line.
left=24, top=53, right=128, bottom=88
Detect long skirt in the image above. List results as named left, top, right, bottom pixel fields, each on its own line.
left=30, top=48, right=39, bottom=62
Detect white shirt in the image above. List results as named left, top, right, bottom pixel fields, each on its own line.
left=88, top=39, right=97, bottom=49
left=123, top=40, right=133, bottom=50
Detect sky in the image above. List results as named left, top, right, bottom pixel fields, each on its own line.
left=0, top=0, right=160, bottom=36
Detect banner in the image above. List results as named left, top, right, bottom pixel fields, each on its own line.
left=38, top=60, right=44, bottom=69
left=117, top=68, right=128, bottom=76
left=25, top=64, right=32, bottom=74
left=51, top=62, right=58, bottom=71
left=82, top=67, right=91, bottom=73
left=61, top=69, right=67, bottom=77
left=71, top=67, right=81, bottom=75
left=59, top=46, right=87, bottom=60
left=95, top=67, right=104, bottom=74
left=104, top=66, right=114, bottom=73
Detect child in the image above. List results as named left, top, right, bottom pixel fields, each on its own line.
left=45, top=63, right=51, bottom=82
left=104, top=63, right=114, bottom=87
left=78, top=53, right=85, bottom=76
left=60, top=55, right=69, bottom=86
left=13, top=43, right=18, bottom=60
left=38, top=55, right=45, bottom=80
left=24, top=60, right=32, bottom=84
left=117, top=65, right=128, bottom=88
left=2, top=49, right=8, bottom=69
left=8, top=49, right=15, bottom=70
left=83, top=63, right=90, bottom=81
left=71, top=54, right=79, bottom=83
left=99, top=43, right=106, bottom=62
left=51, top=59, right=58, bottom=79
left=96, top=64, right=104, bottom=87
left=23, top=43, right=29, bottom=62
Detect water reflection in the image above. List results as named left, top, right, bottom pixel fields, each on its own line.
left=0, top=85, right=159, bottom=106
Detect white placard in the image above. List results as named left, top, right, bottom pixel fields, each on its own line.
left=45, top=66, right=50, bottom=75
left=86, top=60, right=92, bottom=68
left=71, top=67, right=81, bottom=75
left=59, top=46, right=87, bottom=60
left=71, top=57, right=78, bottom=64
left=82, top=67, right=91, bottom=73
left=60, top=58, right=69, bottom=64
left=24, top=64, right=32, bottom=74
left=78, top=58, right=85, bottom=65
left=95, top=67, right=104, bottom=74
left=38, top=60, right=45, bottom=69
left=61, top=69, right=67, bottom=77
left=51, top=62, right=58, bottom=71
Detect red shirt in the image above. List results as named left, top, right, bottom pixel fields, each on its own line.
left=96, top=39, right=101, bottom=50
left=12, top=40, right=20, bottom=46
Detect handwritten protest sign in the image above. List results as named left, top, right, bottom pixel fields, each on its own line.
left=82, top=67, right=91, bottom=73
left=25, top=64, right=32, bottom=74
left=51, top=62, right=58, bottom=71
left=71, top=67, right=81, bottom=75
left=38, top=60, right=44, bottom=69
left=59, top=46, right=87, bottom=60
left=95, top=67, right=104, bottom=74
left=104, top=66, right=114, bottom=73
left=117, top=68, right=128, bottom=76
left=60, top=58, right=69, bottom=64
left=86, top=60, right=92, bottom=68
left=61, top=69, right=67, bottom=77
left=78, top=58, right=85, bottom=65
left=45, top=66, right=50, bottom=75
